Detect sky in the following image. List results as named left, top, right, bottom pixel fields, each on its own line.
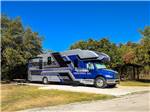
left=2, top=1, right=150, bottom=51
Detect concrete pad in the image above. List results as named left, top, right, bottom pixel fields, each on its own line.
left=27, top=83, right=150, bottom=96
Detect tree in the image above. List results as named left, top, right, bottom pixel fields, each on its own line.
left=135, top=26, right=150, bottom=65
left=118, top=42, right=136, bottom=64
left=1, top=15, right=43, bottom=80
left=135, top=27, right=150, bottom=77
left=123, top=50, right=135, bottom=64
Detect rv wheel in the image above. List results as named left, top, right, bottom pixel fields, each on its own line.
left=43, top=77, right=48, bottom=84
left=94, top=76, right=107, bottom=88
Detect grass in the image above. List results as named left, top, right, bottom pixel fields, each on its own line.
left=1, top=84, right=114, bottom=112
left=120, top=81, right=150, bottom=87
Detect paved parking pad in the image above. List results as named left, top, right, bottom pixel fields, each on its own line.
left=27, top=83, right=150, bottom=96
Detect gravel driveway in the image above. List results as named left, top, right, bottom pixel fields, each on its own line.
left=20, top=92, right=150, bottom=112
left=27, top=83, right=150, bottom=96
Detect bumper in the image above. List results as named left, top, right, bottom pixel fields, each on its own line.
left=106, top=79, right=120, bottom=84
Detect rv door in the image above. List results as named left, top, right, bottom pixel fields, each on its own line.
left=39, top=58, right=43, bottom=69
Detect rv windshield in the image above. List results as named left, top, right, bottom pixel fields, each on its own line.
left=94, top=63, right=106, bottom=69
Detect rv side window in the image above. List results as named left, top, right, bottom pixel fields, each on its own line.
left=39, top=59, right=43, bottom=69
left=74, top=60, right=78, bottom=68
left=29, top=57, right=42, bottom=67
left=47, top=57, right=52, bottom=65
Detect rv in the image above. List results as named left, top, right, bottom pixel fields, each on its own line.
left=28, top=49, right=119, bottom=88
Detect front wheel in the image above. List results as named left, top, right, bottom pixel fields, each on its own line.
left=42, top=77, right=48, bottom=84
left=94, top=77, right=107, bottom=88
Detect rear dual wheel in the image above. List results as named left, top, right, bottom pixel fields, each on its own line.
left=42, top=77, right=48, bottom=84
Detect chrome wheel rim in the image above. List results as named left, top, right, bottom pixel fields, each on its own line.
left=43, top=78, right=47, bottom=84
left=96, top=79, right=104, bottom=87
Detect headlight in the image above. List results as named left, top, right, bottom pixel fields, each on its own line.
left=105, top=75, right=113, bottom=78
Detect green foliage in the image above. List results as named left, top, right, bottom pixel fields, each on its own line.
left=135, top=27, right=150, bottom=65
left=1, top=15, right=43, bottom=80
left=118, top=42, right=137, bottom=64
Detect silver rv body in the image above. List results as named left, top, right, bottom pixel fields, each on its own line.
left=28, top=49, right=119, bottom=87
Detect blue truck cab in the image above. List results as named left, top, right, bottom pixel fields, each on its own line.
left=28, top=49, right=119, bottom=88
